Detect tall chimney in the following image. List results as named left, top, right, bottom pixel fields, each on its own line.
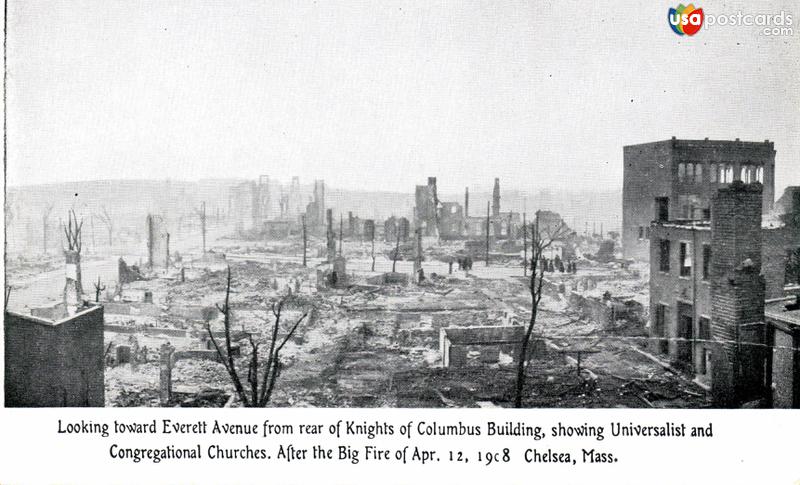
left=709, top=181, right=765, bottom=406
left=492, top=178, right=501, bottom=216
left=464, top=187, right=469, bottom=218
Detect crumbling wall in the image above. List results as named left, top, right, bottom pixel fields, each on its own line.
left=118, top=258, right=145, bottom=285
left=146, top=214, right=170, bottom=270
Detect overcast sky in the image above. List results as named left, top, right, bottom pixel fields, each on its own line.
left=6, top=0, right=800, bottom=195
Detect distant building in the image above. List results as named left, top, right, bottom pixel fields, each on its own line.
left=438, top=202, right=464, bottom=239
left=623, top=138, right=776, bottom=260
left=414, top=177, right=438, bottom=237
left=229, top=180, right=260, bottom=233
left=305, top=179, right=326, bottom=235
left=5, top=303, right=105, bottom=407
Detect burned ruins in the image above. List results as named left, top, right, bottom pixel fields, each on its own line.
left=4, top=144, right=800, bottom=408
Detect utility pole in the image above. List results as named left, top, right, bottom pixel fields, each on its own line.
left=392, top=230, right=400, bottom=273
left=338, top=214, right=343, bottom=257
left=485, top=201, right=490, bottom=266
left=301, top=215, right=307, bottom=267
left=523, top=212, right=527, bottom=276
left=370, top=223, right=376, bottom=272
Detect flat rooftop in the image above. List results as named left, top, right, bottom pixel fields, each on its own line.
left=624, top=137, right=774, bottom=148
left=766, top=298, right=800, bottom=328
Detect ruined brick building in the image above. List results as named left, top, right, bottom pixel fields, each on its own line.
left=5, top=304, right=105, bottom=407
left=417, top=177, right=521, bottom=240
left=414, top=177, right=439, bottom=237
left=649, top=181, right=799, bottom=406
left=624, top=137, right=776, bottom=260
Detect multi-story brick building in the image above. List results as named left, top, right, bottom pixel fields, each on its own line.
left=624, top=137, right=775, bottom=260
left=648, top=181, right=799, bottom=406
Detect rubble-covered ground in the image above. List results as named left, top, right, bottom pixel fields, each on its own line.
left=6, top=232, right=708, bottom=408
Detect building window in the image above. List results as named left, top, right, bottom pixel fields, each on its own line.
left=678, top=163, right=686, bottom=182
left=638, top=226, right=644, bottom=240
left=656, top=197, right=669, bottom=222
left=709, top=163, right=718, bottom=183
left=655, top=304, right=669, bottom=354
left=756, top=166, right=764, bottom=183
left=659, top=239, right=671, bottom=272
left=694, top=163, right=703, bottom=183
left=742, top=164, right=755, bottom=183
left=719, top=164, right=734, bottom=183
left=679, top=241, right=692, bottom=277
left=645, top=227, right=650, bottom=239
left=699, top=348, right=710, bottom=374
left=702, top=244, right=711, bottom=280
left=698, top=317, right=711, bottom=341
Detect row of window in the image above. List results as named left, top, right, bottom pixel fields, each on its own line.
left=658, top=239, right=711, bottom=279
left=653, top=304, right=712, bottom=374
left=677, top=162, right=764, bottom=184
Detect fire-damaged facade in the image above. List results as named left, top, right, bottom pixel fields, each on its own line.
left=414, top=176, right=523, bottom=240
left=649, top=181, right=800, bottom=406
left=624, top=137, right=776, bottom=261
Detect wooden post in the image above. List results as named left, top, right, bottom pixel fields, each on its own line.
left=201, top=202, right=207, bottom=254
left=485, top=201, right=490, bottom=266
left=301, top=215, right=307, bottom=267
left=339, top=214, right=343, bottom=256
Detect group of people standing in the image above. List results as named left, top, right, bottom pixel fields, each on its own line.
left=537, top=255, right=577, bottom=274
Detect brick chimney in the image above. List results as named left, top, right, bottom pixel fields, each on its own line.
left=709, top=181, right=766, bottom=405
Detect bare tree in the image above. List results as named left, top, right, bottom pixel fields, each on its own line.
left=42, top=203, right=54, bottom=255
left=206, top=268, right=309, bottom=407
left=62, top=209, right=84, bottom=305
left=514, top=217, right=572, bottom=408
left=96, top=206, right=114, bottom=248
left=93, top=276, right=106, bottom=302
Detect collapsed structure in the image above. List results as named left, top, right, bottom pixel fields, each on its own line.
left=413, top=177, right=524, bottom=241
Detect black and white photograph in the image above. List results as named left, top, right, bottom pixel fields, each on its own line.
left=1, top=0, right=799, bottom=482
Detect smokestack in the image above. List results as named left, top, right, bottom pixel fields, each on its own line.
left=492, top=178, right=500, bottom=216
left=464, top=187, right=469, bottom=218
